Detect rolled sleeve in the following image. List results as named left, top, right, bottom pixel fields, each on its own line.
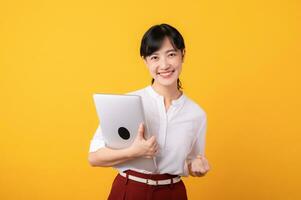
left=186, top=113, right=207, bottom=163
left=89, top=125, right=106, bottom=153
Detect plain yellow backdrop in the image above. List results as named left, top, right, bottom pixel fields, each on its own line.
left=0, top=0, right=300, bottom=199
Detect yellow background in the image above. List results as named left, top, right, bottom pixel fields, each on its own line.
left=1, top=0, right=300, bottom=199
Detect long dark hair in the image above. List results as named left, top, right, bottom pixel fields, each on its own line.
left=140, top=23, right=185, bottom=90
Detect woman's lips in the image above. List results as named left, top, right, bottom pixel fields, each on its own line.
left=158, top=70, right=175, bottom=78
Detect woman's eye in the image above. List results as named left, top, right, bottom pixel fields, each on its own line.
left=169, top=53, right=176, bottom=57
left=151, top=56, right=158, bottom=60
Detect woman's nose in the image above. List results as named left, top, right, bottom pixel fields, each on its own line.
left=159, top=57, right=170, bottom=69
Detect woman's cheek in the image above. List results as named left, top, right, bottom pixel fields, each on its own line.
left=151, top=68, right=158, bottom=78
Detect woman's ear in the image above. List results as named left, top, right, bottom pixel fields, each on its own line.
left=182, top=49, right=185, bottom=62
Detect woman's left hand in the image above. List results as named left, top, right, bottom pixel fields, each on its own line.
left=188, top=155, right=211, bottom=177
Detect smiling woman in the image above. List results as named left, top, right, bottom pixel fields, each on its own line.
left=140, top=24, right=185, bottom=91
left=88, top=23, right=210, bottom=200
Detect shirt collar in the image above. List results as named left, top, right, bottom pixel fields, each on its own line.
left=146, top=85, right=186, bottom=106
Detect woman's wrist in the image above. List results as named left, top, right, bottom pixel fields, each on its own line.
left=126, top=146, right=138, bottom=159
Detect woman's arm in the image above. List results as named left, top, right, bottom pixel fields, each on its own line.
left=88, top=123, right=158, bottom=167
left=88, top=146, right=135, bottom=167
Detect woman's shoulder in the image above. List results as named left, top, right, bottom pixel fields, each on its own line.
left=183, top=94, right=207, bottom=118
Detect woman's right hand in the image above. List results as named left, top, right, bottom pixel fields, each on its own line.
left=128, top=123, right=158, bottom=159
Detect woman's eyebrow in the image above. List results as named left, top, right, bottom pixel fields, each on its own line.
left=165, top=49, right=177, bottom=53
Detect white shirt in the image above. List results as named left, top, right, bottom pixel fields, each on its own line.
left=89, top=85, right=207, bottom=176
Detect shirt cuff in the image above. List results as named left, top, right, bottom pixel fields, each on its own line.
left=89, top=139, right=106, bottom=153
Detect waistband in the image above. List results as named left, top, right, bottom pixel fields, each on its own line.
left=120, top=170, right=181, bottom=186
left=122, top=170, right=180, bottom=180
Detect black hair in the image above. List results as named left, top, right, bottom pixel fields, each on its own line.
left=140, top=23, right=185, bottom=90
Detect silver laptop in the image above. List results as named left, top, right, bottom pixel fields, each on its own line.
left=93, top=93, right=157, bottom=172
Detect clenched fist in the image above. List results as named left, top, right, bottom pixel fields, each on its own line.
left=188, top=155, right=210, bottom=177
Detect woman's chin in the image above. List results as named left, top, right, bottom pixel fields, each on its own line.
left=155, top=77, right=178, bottom=87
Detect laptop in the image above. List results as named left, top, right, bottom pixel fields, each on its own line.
left=93, top=93, right=157, bottom=172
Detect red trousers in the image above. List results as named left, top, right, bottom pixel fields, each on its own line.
left=107, top=170, right=188, bottom=200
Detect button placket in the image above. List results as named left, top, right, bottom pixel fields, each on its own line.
left=158, top=96, right=168, bottom=149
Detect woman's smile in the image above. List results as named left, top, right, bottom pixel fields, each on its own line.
left=157, top=69, right=175, bottom=78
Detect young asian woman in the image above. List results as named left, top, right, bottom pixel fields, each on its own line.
left=88, top=23, right=210, bottom=200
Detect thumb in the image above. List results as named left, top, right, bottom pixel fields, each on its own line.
left=137, top=123, right=145, bottom=139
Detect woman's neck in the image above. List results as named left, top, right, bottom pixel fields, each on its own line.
left=151, top=82, right=182, bottom=110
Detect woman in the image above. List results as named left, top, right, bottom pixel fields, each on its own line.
left=88, top=23, right=210, bottom=200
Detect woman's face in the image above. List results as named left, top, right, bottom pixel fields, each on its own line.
left=144, top=37, right=184, bottom=88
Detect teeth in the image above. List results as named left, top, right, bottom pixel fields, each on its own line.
left=159, top=70, right=174, bottom=75
left=159, top=70, right=174, bottom=77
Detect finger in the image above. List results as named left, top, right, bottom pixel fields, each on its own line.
left=137, top=123, right=145, bottom=139
left=152, top=145, right=158, bottom=154
left=195, top=161, right=207, bottom=174
left=200, top=164, right=207, bottom=174
left=140, top=122, right=144, bottom=132
left=188, top=163, right=197, bottom=177
left=155, top=143, right=159, bottom=152
left=202, top=158, right=210, bottom=171
left=195, top=155, right=208, bottom=172
left=189, top=168, right=196, bottom=177
left=152, top=145, right=159, bottom=156
left=147, top=135, right=156, bottom=144
left=149, top=145, right=157, bottom=154
left=144, top=155, right=152, bottom=159
left=194, top=171, right=202, bottom=177
left=195, top=172, right=205, bottom=177
left=151, top=140, right=158, bottom=149
left=194, top=167, right=207, bottom=176
left=200, top=156, right=210, bottom=171
left=191, top=170, right=201, bottom=177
